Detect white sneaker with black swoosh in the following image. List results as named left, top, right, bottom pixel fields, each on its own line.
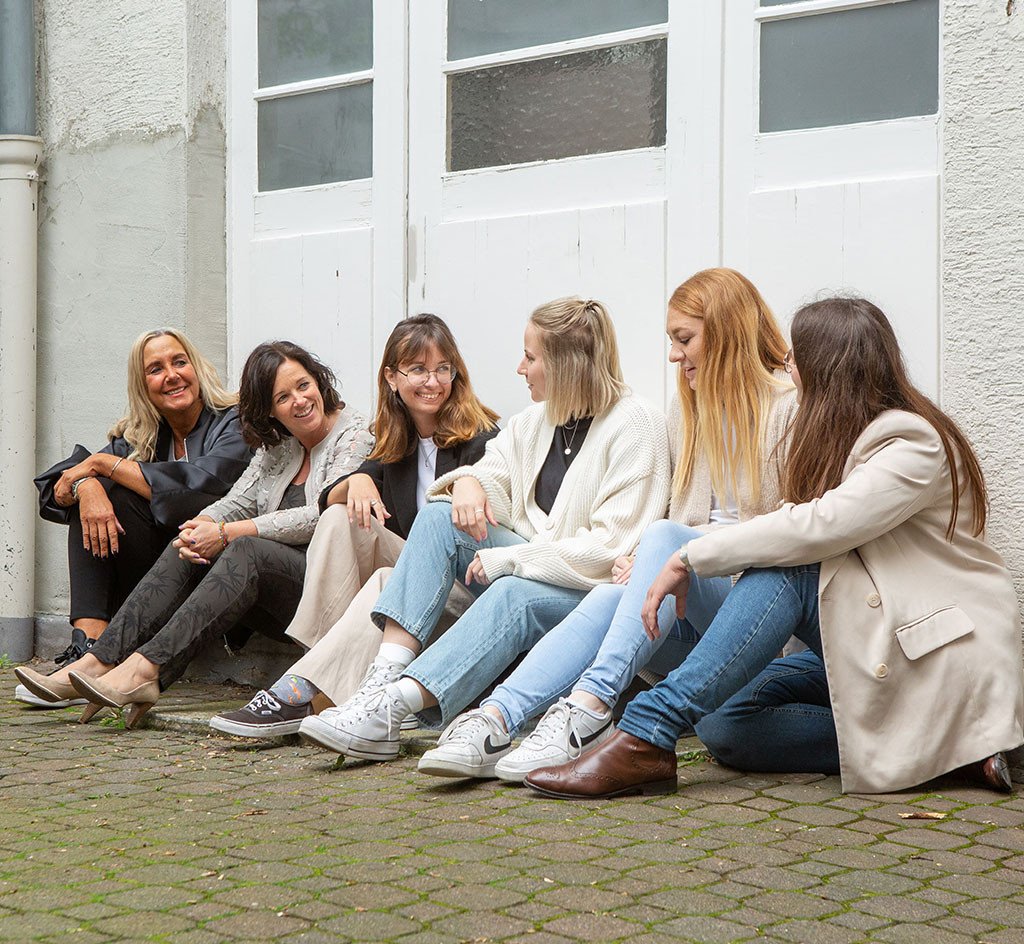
left=417, top=708, right=512, bottom=778
left=495, top=698, right=614, bottom=783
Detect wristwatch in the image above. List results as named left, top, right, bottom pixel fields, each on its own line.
left=677, top=544, right=693, bottom=573
left=70, top=477, right=90, bottom=502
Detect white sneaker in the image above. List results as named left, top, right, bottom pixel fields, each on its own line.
left=495, top=699, right=614, bottom=783
left=298, top=662, right=409, bottom=760
left=14, top=683, right=86, bottom=709
left=418, top=709, right=512, bottom=779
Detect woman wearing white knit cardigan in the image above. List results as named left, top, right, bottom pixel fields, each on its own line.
left=298, top=297, right=671, bottom=762
left=419, top=269, right=798, bottom=780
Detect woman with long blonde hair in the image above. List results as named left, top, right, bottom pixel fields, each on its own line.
left=297, top=296, right=672, bottom=767
left=417, top=268, right=797, bottom=781
left=26, top=329, right=250, bottom=703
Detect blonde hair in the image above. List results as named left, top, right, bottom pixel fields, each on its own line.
left=109, top=328, right=237, bottom=461
left=670, top=269, right=789, bottom=509
left=529, top=297, right=627, bottom=426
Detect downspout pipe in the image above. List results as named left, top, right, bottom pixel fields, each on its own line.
left=0, top=0, right=43, bottom=660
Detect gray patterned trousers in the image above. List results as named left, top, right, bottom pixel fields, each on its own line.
left=89, top=536, right=307, bottom=690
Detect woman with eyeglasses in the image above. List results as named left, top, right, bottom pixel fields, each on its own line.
left=526, top=298, right=1023, bottom=799
left=211, top=315, right=500, bottom=736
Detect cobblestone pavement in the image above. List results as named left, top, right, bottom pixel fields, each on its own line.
left=3, top=668, right=1024, bottom=944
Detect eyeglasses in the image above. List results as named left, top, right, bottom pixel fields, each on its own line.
left=783, top=350, right=794, bottom=374
left=393, top=364, right=457, bottom=386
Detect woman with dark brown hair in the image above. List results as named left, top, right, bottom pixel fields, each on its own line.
left=16, top=341, right=373, bottom=725
left=526, top=297, right=1024, bottom=798
left=210, top=314, right=499, bottom=737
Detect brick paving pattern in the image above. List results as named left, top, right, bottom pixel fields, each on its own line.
left=3, top=668, right=1024, bottom=943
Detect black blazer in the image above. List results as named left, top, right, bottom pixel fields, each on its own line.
left=35, top=406, right=253, bottom=529
left=318, top=425, right=500, bottom=540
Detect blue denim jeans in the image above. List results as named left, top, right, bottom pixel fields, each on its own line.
left=619, top=564, right=829, bottom=762
left=371, top=501, right=588, bottom=726
left=696, top=649, right=839, bottom=774
left=483, top=520, right=732, bottom=735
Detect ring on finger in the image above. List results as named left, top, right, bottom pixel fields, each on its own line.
left=474, top=507, right=484, bottom=514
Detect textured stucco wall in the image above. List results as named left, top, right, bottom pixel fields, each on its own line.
left=33, top=0, right=227, bottom=624
left=942, top=0, right=1024, bottom=611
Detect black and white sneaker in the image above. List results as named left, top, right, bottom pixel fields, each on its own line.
left=209, top=690, right=313, bottom=738
left=495, top=699, right=613, bottom=782
left=418, top=709, right=512, bottom=779
left=53, top=628, right=96, bottom=668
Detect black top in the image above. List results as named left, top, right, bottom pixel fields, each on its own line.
left=534, top=417, right=593, bottom=515
left=318, top=425, right=500, bottom=539
left=35, top=406, right=253, bottom=529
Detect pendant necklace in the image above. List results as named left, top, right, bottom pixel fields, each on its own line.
left=561, top=419, right=581, bottom=456
left=422, top=439, right=438, bottom=469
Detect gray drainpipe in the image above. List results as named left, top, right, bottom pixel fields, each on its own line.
left=0, top=0, right=44, bottom=660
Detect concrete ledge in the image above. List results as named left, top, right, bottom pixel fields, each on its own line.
left=0, top=616, right=34, bottom=662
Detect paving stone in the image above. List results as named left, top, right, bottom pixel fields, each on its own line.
left=8, top=669, right=1024, bottom=944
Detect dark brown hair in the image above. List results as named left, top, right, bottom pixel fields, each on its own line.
left=238, top=341, right=343, bottom=448
left=371, top=314, right=499, bottom=463
left=783, top=298, right=987, bottom=538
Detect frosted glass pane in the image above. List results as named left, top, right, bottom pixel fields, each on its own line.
left=760, top=0, right=938, bottom=133
left=448, top=0, right=667, bottom=59
left=449, top=40, right=667, bottom=172
left=258, top=83, right=372, bottom=191
left=258, top=0, right=372, bottom=87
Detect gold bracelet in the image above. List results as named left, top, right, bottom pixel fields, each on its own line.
left=110, top=456, right=125, bottom=477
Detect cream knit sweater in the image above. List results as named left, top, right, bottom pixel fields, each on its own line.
left=667, top=378, right=798, bottom=529
left=428, top=394, right=671, bottom=591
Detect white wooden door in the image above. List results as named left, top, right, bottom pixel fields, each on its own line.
left=405, top=0, right=716, bottom=421
left=227, top=1, right=408, bottom=412
left=722, top=0, right=941, bottom=395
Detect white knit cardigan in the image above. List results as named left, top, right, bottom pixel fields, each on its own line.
left=428, top=394, right=671, bottom=591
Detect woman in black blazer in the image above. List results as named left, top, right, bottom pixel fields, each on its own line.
left=211, top=314, right=498, bottom=737
left=27, top=329, right=250, bottom=704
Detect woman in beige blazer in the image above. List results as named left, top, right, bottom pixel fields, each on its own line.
left=525, top=296, right=1024, bottom=798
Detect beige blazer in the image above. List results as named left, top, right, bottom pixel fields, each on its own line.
left=687, top=410, right=1024, bottom=793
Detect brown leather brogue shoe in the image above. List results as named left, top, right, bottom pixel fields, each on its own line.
left=524, top=730, right=677, bottom=799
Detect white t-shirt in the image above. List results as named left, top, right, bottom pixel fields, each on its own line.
left=416, top=437, right=439, bottom=510
left=709, top=487, right=739, bottom=526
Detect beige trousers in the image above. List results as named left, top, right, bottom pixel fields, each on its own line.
left=284, top=503, right=473, bottom=706
left=284, top=504, right=407, bottom=650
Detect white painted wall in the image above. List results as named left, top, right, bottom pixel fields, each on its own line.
left=941, top=0, right=1024, bottom=613
left=33, top=0, right=228, bottom=625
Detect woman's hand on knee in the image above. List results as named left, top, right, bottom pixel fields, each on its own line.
left=78, top=485, right=124, bottom=558
left=612, top=555, right=634, bottom=585
left=641, top=555, right=691, bottom=640
left=346, top=473, right=389, bottom=531
left=174, top=517, right=224, bottom=565
left=451, top=477, right=495, bottom=542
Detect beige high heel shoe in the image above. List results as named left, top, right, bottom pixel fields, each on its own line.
left=14, top=666, right=81, bottom=705
left=68, top=671, right=160, bottom=729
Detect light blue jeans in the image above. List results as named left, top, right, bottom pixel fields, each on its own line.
left=619, top=563, right=838, bottom=775
left=483, top=520, right=733, bottom=735
left=370, top=501, right=588, bottom=726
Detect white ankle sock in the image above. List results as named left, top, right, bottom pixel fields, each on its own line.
left=377, top=643, right=417, bottom=668
left=388, top=677, right=425, bottom=713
